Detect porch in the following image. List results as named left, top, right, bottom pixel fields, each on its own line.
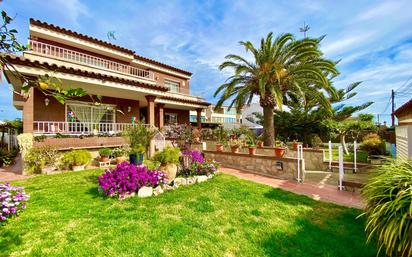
left=23, top=89, right=205, bottom=135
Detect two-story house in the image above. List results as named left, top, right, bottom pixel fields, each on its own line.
left=3, top=19, right=210, bottom=142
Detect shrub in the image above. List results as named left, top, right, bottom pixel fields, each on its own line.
left=63, top=150, right=91, bottom=168
left=311, top=135, right=323, bottom=148
left=0, top=183, right=29, bottom=223
left=152, top=147, right=181, bottom=165
left=112, top=147, right=126, bottom=157
left=98, top=162, right=166, bottom=197
left=99, top=148, right=112, bottom=157
left=361, top=160, right=412, bottom=257
left=362, top=133, right=384, bottom=155
left=24, top=146, right=60, bottom=174
left=125, top=123, right=156, bottom=153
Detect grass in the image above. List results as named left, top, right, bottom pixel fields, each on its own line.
left=0, top=170, right=377, bottom=257
left=324, top=149, right=369, bottom=163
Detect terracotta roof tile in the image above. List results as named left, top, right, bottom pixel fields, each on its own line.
left=4, top=54, right=169, bottom=92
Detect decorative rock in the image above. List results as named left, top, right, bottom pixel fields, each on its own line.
left=196, top=175, right=208, bottom=183
left=159, top=164, right=178, bottom=182
left=174, top=177, right=187, bottom=187
left=162, top=184, right=174, bottom=191
left=207, top=174, right=214, bottom=179
left=138, top=186, right=153, bottom=198
left=153, top=186, right=164, bottom=196
left=186, top=177, right=196, bottom=185
left=119, top=192, right=135, bottom=200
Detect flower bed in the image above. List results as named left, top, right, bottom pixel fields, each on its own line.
left=98, top=150, right=218, bottom=200
left=1, top=183, right=29, bottom=223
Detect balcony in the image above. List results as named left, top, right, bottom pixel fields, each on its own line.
left=33, top=121, right=136, bottom=135
left=28, top=40, right=155, bottom=81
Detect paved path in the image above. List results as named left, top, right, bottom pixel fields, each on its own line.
left=0, top=154, right=30, bottom=182
left=220, top=166, right=365, bottom=209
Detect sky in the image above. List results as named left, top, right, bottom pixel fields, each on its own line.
left=1, top=0, right=412, bottom=124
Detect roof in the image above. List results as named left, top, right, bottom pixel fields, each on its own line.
left=4, top=54, right=209, bottom=107
left=30, top=18, right=192, bottom=76
left=394, top=98, right=412, bottom=117
left=3, top=54, right=169, bottom=92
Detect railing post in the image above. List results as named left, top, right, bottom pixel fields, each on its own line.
left=338, top=146, right=344, bottom=191
left=353, top=141, right=357, bottom=173
left=328, top=140, right=332, bottom=171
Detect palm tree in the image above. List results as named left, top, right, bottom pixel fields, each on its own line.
left=214, top=33, right=339, bottom=146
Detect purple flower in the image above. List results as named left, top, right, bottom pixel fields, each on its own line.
left=98, top=162, right=166, bottom=197
left=182, top=150, right=205, bottom=164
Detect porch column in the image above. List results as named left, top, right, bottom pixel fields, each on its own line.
left=145, top=95, right=156, bottom=127
left=157, top=103, right=165, bottom=129
left=196, top=108, right=202, bottom=129
left=23, top=88, right=34, bottom=133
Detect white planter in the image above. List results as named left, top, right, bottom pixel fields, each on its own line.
left=138, top=186, right=153, bottom=198
left=72, top=165, right=85, bottom=171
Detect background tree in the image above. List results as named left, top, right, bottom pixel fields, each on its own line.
left=214, top=32, right=338, bottom=146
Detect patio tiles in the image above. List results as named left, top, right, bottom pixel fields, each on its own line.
left=220, top=166, right=365, bottom=209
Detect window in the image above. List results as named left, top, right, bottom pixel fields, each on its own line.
left=190, top=115, right=206, bottom=122
left=224, top=117, right=236, bottom=123
left=66, top=102, right=116, bottom=133
left=165, top=80, right=180, bottom=93
left=165, top=113, right=178, bottom=124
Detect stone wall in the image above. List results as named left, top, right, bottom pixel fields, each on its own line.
left=206, top=142, right=325, bottom=171
left=204, top=150, right=304, bottom=181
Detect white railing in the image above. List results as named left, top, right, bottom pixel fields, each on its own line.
left=33, top=121, right=136, bottom=135
left=28, top=40, right=155, bottom=81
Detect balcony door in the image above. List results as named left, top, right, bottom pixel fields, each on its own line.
left=66, top=102, right=115, bottom=134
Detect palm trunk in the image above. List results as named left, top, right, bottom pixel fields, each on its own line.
left=263, top=106, right=275, bottom=147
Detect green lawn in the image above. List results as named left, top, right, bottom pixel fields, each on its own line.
left=324, top=149, right=369, bottom=163
left=1, top=170, right=377, bottom=257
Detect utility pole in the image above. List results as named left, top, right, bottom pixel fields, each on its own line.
left=391, top=89, right=395, bottom=127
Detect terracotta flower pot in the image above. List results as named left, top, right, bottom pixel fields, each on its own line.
left=257, top=141, right=264, bottom=148
left=248, top=147, right=257, bottom=155
left=100, top=156, right=109, bottom=162
left=293, top=143, right=299, bottom=151
left=116, top=156, right=126, bottom=164
left=231, top=146, right=239, bottom=153
left=274, top=147, right=286, bottom=158
left=216, top=144, right=224, bottom=152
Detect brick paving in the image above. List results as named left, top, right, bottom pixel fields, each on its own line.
left=220, top=166, right=365, bottom=209
left=0, top=154, right=30, bottom=182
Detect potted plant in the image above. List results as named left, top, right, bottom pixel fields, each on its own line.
left=63, top=150, right=91, bottom=171
left=213, top=127, right=228, bottom=152
left=292, top=140, right=302, bottom=151
left=246, top=135, right=257, bottom=155
left=112, top=147, right=126, bottom=164
left=256, top=134, right=264, bottom=148
left=99, top=148, right=112, bottom=162
left=153, top=147, right=181, bottom=182
left=274, top=141, right=286, bottom=158
left=125, top=123, right=156, bottom=165
left=229, top=139, right=243, bottom=153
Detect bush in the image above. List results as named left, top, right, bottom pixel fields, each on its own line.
left=112, top=147, right=126, bottom=157
left=0, top=183, right=29, bottom=223
left=361, top=160, right=412, bottom=257
left=24, top=146, right=60, bottom=174
left=362, top=133, right=384, bottom=155
left=152, top=147, right=181, bottom=165
left=125, top=123, right=156, bottom=153
left=63, top=150, right=91, bottom=168
left=99, top=148, right=112, bottom=157
left=98, top=162, right=166, bottom=197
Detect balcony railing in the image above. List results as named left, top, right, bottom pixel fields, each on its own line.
left=28, top=40, right=155, bottom=81
left=34, top=121, right=137, bottom=135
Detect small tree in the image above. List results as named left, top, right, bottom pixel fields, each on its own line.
left=323, top=114, right=376, bottom=154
